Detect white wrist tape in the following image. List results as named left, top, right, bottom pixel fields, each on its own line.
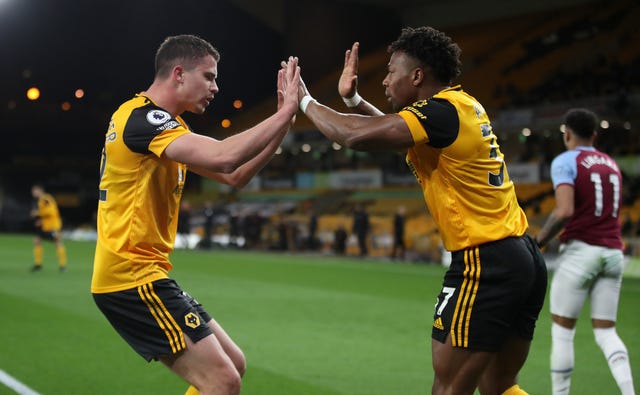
left=300, top=95, right=316, bottom=114
left=342, top=92, right=362, bottom=108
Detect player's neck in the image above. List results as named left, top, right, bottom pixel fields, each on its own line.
left=568, top=142, right=593, bottom=150
left=143, top=82, right=181, bottom=117
left=423, top=83, right=450, bottom=99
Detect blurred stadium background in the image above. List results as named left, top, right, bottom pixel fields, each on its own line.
left=2, top=0, right=639, bottom=263
left=0, top=0, right=639, bottom=394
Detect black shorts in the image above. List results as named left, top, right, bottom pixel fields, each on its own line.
left=432, top=235, right=547, bottom=351
left=36, top=228, right=59, bottom=241
left=93, top=279, right=213, bottom=361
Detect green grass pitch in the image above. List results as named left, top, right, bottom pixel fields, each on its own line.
left=0, top=234, right=637, bottom=394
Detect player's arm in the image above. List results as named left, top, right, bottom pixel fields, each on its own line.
left=535, top=184, right=574, bottom=248
left=338, top=42, right=384, bottom=116
left=305, top=100, right=412, bottom=151
left=165, top=59, right=299, bottom=187
left=188, top=120, right=288, bottom=188
left=300, top=77, right=413, bottom=151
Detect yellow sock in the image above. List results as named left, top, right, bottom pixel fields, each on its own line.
left=502, top=384, right=529, bottom=395
left=184, top=385, right=199, bottom=395
left=57, top=245, right=67, bottom=267
left=34, top=245, right=43, bottom=265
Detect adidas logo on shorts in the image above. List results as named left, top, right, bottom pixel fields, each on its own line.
left=433, top=317, right=444, bottom=330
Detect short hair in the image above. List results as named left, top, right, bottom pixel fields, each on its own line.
left=564, top=108, right=598, bottom=138
left=388, top=26, right=462, bottom=85
left=155, top=34, right=220, bottom=78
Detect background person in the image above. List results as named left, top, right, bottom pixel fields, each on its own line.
left=390, top=205, right=406, bottom=260
left=352, top=203, right=370, bottom=257
left=30, top=183, right=67, bottom=272
left=535, top=108, right=635, bottom=395
left=177, top=200, right=193, bottom=249
left=307, top=208, right=319, bottom=250
left=333, top=223, right=348, bottom=255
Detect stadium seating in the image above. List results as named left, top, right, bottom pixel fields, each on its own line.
left=157, top=0, right=640, bottom=259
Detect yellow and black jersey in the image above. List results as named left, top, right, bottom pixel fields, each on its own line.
left=92, top=94, right=190, bottom=294
left=35, top=193, right=62, bottom=232
left=398, top=85, right=528, bottom=251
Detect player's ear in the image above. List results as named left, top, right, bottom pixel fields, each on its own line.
left=173, top=66, right=185, bottom=83
left=412, top=67, right=424, bottom=86
left=563, top=128, right=573, bottom=142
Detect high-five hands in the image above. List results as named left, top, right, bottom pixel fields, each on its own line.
left=281, top=57, right=313, bottom=114
left=277, top=56, right=301, bottom=118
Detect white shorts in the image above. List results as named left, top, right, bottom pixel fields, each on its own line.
left=549, top=239, right=624, bottom=321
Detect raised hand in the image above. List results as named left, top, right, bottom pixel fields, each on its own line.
left=338, top=42, right=359, bottom=99
left=281, top=58, right=310, bottom=104
left=277, top=56, right=301, bottom=116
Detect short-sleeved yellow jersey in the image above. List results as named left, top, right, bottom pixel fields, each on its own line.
left=91, top=94, right=190, bottom=293
left=399, top=86, right=528, bottom=251
left=36, top=194, right=62, bottom=232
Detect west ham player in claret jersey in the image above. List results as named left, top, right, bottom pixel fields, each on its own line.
left=536, top=108, right=635, bottom=395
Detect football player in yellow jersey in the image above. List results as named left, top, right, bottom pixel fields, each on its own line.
left=91, top=35, right=300, bottom=395
left=30, top=184, right=67, bottom=272
left=295, top=27, right=547, bottom=395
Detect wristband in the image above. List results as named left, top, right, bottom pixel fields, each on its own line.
left=342, top=92, right=362, bottom=108
left=300, top=95, right=316, bottom=114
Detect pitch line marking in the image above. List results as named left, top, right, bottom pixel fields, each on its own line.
left=0, top=369, right=42, bottom=395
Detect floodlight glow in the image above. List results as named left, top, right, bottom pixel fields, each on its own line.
left=26, top=87, right=40, bottom=100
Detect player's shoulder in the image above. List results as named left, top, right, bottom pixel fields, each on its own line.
left=40, top=193, right=55, bottom=205
left=116, top=95, right=172, bottom=131
left=113, top=95, right=149, bottom=116
left=118, top=96, right=179, bottom=135
left=579, top=148, right=621, bottom=173
left=115, top=95, right=185, bottom=154
left=552, top=149, right=580, bottom=167
left=400, top=96, right=458, bottom=122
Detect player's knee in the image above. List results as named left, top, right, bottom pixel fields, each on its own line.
left=594, top=327, right=619, bottom=347
left=234, top=350, right=247, bottom=377
left=219, top=366, right=242, bottom=395
left=593, top=327, right=627, bottom=358
left=200, top=364, right=241, bottom=395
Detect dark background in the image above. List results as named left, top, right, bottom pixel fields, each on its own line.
left=0, top=0, right=630, bottom=229
left=0, top=0, right=403, bottom=190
